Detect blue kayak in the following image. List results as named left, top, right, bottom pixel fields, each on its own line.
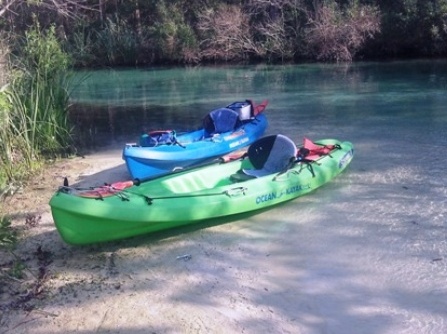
left=122, top=100, right=269, bottom=180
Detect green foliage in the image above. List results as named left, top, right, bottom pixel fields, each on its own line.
left=0, top=20, right=74, bottom=188
left=304, top=1, right=381, bottom=62
left=2, top=1, right=447, bottom=67
left=0, top=84, right=36, bottom=185
left=0, top=216, right=17, bottom=250
left=93, top=15, right=139, bottom=66
left=0, top=0, right=447, bottom=66
left=0, top=216, right=28, bottom=281
left=67, top=27, right=96, bottom=67
left=7, top=260, right=26, bottom=279
left=147, top=1, right=199, bottom=63
left=12, top=22, right=73, bottom=154
left=32, top=25, right=70, bottom=139
left=371, top=0, right=447, bottom=57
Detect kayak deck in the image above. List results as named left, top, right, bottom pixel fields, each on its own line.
left=50, top=138, right=354, bottom=245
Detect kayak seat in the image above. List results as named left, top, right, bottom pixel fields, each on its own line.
left=230, top=134, right=297, bottom=181
left=203, top=107, right=240, bottom=138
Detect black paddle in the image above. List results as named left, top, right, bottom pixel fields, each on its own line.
left=61, top=149, right=248, bottom=197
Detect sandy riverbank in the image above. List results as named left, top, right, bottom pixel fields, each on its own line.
left=1, top=140, right=446, bottom=334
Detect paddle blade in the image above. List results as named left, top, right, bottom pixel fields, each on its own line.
left=73, top=180, right=134, bottom=198
left=301, top=137, right=338, bottom=161
left=221, top=149, right=247, bottom=163
left=109, top=180, right=134, bottom=190
left=72, top=149, right=247, bottom=199
left=253, top=100, right=268, bottom=116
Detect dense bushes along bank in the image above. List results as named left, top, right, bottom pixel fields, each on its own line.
left=1, top=0, right=447, bottom=67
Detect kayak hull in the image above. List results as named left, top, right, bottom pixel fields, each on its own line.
left=123, top=113, right=268, bottom=179
left=50, top=139, right=354, bottom=245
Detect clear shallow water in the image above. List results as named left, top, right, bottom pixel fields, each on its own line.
left=71, top=60, right=447, bottom=333
left=71, top=60, right=447, bottom=143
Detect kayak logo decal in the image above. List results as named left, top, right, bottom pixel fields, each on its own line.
left=229, top=136, right=250, bottom=148
left=256, top=184, right=311, bottom=204
left=339, top=149, right=354, bottom=169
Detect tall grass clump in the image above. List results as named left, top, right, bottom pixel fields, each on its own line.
left=0, top=22, right=74, bottom=194
left=94, top=15, right=139, bottom=66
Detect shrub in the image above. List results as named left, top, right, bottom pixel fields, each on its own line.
left=0, top=21, right=74, bottom=192
left=304, top=1, right=381, bottom=62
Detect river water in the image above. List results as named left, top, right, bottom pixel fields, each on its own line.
left=70, top=60, right=447, bottom=333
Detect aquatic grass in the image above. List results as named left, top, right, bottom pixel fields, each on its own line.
left=0, top=21, right=75, bottom=192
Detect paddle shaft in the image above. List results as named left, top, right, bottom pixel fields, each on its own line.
left=130, top=149, right=247, bottom=186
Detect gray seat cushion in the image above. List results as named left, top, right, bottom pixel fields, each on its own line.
left=242, top=134, right=297, bottom=177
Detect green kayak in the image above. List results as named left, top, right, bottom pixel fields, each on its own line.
left=49, top=135, right=354, bottom=245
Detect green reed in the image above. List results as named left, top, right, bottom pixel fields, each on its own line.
left=94, top=16, right=139, bottom=66
left=0, top=22, right=74, bottom=193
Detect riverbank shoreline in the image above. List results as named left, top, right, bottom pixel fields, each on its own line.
left=0, top=139, right=445, bottom=333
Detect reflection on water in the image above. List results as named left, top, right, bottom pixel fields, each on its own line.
left=69, top=60, right=447, bottom=146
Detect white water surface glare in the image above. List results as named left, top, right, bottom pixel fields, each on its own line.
left=71, top=60, right=447, bottom=333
